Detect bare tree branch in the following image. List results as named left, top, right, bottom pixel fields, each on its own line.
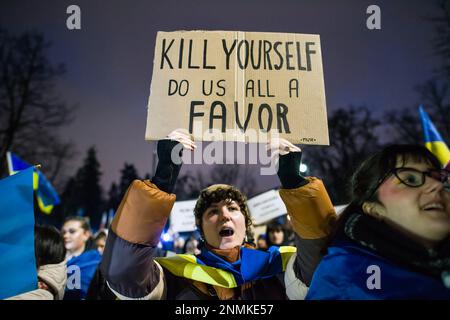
left=0, top=28, right=75, bottom=181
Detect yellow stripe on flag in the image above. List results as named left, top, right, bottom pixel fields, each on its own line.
left=425, top=141, right=450, bottom=167
left=156, top=255, right=238, bottom=288
left=37, top=197, right=53, bottom=214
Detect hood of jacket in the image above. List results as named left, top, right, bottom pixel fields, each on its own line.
left=38, top=260, right=67, bottom=300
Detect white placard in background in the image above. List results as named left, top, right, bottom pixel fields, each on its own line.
left=170, top=199, right=197, bottom=233
left=247, top=189, right=287, bottom=225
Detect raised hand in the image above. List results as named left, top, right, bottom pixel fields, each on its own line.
left=266, top=138, right=301, bottom=156
left=164, top=129, right=197, bottom=151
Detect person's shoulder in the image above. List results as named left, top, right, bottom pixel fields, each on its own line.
left=317, top=239, right=387, bottom=281
left=308, top=241, right=384, bottom=299
left=69, top=249, right=101, bottom=265
left=83, top=249, right=102, bottom=259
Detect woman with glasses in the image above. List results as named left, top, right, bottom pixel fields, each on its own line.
left=306, top=144, right=450, bottom=299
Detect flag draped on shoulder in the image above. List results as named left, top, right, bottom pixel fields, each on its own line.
left=155, top=246, right=296, bottom=288
left=6, top=152, right=60, bottom=214
left=419, top=106, right=450, bottom=169
left=0, top=167, right=38, bottom=299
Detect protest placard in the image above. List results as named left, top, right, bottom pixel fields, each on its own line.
left=169, top=199, right=197, bottom=233
left=146, top=30, right=329, bottom=144
left=247, top=189, right=287, bottom=225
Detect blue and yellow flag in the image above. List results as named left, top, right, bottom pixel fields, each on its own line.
left=156, top=245, right=296, bottom=288
left=0, top=167, right=38, bottom=299
left=6, top=152, right=60, bottom=214
left=419, top=106, right=450, bottom=168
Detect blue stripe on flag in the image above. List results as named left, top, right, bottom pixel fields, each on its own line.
left=0, top=167, right=38, bottom=299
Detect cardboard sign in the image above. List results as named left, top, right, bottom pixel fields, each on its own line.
left=146, top=30, right=329, bottom=144
left=169, top=199, right=197, bottom=233
left=247, top=189, right=287, bottom=225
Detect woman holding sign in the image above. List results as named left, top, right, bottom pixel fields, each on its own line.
left=100, top=130, right=336, bottom=299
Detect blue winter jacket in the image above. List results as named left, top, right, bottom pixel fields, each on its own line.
left=306, top=240, right=450, bottom=300
left=64, top=249, right=102, bottom=300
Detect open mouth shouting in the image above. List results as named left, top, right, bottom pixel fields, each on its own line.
left=219, top=227, right=235, bottom=237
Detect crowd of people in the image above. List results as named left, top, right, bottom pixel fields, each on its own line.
left=4, top=131, right=450, bottom=300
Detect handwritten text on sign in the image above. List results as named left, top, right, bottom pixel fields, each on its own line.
left=146, top=31, right=329, bottom=144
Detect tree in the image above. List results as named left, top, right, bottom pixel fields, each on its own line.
left=103, top=164, right=143, bottom=212
left=418, top=1, right=450, bottom=139
left=106, top=182, right=121, bottom=212
left=306, top=106, right=381, bottom=204
left=0, top=29, right=75, bottom=185
left=417, top=79, right=450, bottom=140
left=173, top=164, right=257, bottom=202
left=431, top=0, right=450, bottom=77
left=384, top=106, right=423, bottom=145
left=57, top=177, right=79, bottom=221
left=209, top=164, right=257, bottom=197
left=72, top=147, right=104, bottom=229
left=173, top=170, right=205, bottom=201
left=386, top=1, right=450, bottom=145
left=118, top=163, right=139, bottom=199
left=143, top=173, right=151, bottom=180
left=14, top=130, right=76, bottom=191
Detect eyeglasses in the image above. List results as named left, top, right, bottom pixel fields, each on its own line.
left=364, top=167, right=449, bottom=201
left=392, top=167, right=449, bottom=187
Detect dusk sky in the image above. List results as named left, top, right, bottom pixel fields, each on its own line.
left=0, top=0, right=444, bottom=195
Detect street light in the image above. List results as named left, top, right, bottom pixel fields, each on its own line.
left=161, top=233, right=171, bottom=242
left=299, top=163, right=308, bottom=173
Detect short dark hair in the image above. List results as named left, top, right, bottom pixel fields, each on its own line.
left=193, top=184, right=254, bottom=244
left=350, top=144, right=442, bottom=206
left=265, top=221, right=286, bottom=247
left=329, top=144, right=443, bottom=244
left=266, top=222, right=284, bottom=234
left=63, top=216, right=91, bottom=232
left=35, top=225, right=66, bottom=269
left=94, top=230, right=107, bottom=242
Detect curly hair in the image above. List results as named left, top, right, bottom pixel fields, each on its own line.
left=193, top=184, right=254, bottom=244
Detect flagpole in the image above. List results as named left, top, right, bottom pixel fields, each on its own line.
left=6, top=151, right=13, bottom=175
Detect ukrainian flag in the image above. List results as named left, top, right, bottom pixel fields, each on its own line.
left=155, top=246, right=296, bottom=288
left=419, top=106, right=450, bottom=169
left=0, top=167, right=38, bottom=299
left=6, top=152, right=60, bottom=214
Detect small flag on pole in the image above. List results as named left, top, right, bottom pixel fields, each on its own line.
left=6, top=152, right=60, bottom=214
left=419, top=106, right=450, bottom=168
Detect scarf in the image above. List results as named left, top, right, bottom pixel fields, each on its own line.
left=344, top=212, right=450, bottom=287
left=197, top=243, right=291, bottom=286
left=156, top=244, right=296, bottom=299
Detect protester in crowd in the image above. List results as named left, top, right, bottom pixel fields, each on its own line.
left=100, top=130, right=336, bottom=300
left=184, top=236, right=201, bottom=255
left=93, top=229, right=108, bottom=255
left=265, top=221, right=290, bottom=247
left=7, top=225, right=67, bottom=300
left=256, top=234, right=268, bottom=251
left=62, top=216, right=102, bottom=300
left=306, top=144, right=450, bottom=299
left=173, top=234, right=186, bottom=254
